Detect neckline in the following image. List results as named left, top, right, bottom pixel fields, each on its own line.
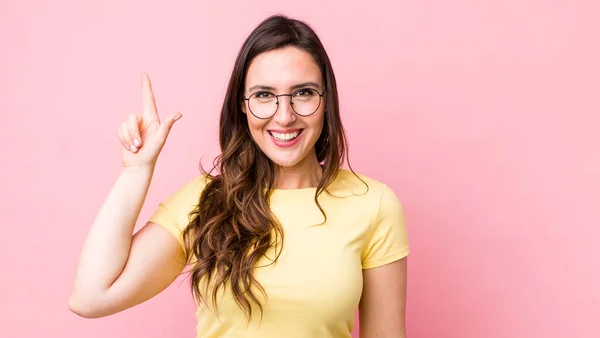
left=270, top=168, right=349, bottom=193
left=270, top=185, right=319, bottom=192
left=271, top=164, right=324, bottom=192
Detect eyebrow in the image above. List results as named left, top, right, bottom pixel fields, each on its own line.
left=247, top=82, right=322, bottom=92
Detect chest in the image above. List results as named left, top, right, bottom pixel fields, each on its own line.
left=253, top=198, right=374, bottom=318
left=197, top=195, right=376, bottom=327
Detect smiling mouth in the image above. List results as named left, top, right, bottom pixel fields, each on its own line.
left=268, top=129, right=303, bottom=142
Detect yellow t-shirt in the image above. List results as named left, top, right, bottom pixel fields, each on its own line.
left=148, top=169, right=410, bottom=338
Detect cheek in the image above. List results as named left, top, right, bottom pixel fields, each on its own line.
left=311, top=112, right=326, bottom=136
left=246, top=116, right=268, bottom=139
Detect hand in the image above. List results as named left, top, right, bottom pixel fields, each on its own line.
left=116, top=74, right=182, bottom=171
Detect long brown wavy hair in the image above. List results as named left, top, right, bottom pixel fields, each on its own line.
left=182, top=14, right=353, bottom=323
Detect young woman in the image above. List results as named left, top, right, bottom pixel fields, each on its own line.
left=69, top=15, right=410, bottom=338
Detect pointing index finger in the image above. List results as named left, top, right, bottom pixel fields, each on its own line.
left=142, top=73, right=159, bottom=121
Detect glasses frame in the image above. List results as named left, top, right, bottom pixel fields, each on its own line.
left=242, top=88, right=326, bottom=120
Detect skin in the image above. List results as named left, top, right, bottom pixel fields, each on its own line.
left=360, top=257, right=408, bottom=338
left=69, top=74, right=185, bottom=318
left=242, top=46, right=325, bottom=189
left=244, top=46, right=408, bottom=337
left=69, top=48, right=408, bottom=338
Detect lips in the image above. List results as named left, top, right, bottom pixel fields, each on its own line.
left=268, top=129, right=304, bottom=147
left=269, top=130, right=301, bottom=141
left=268, top=129, right=303, bottom=141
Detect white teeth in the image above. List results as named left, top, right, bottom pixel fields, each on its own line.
left=271, top=131, right=300, bottom=141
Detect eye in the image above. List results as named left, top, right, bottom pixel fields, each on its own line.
left=255, top=91, right=274, bottom=99
left=294, top=88, right=316, bottom=97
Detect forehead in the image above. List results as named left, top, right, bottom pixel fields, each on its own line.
left=245, top=46, right=323, bottom=89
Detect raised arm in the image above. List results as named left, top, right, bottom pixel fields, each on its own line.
left=68, top=74, right=184, bottom=318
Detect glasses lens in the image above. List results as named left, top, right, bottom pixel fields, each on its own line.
left=248, top=89, right=322, bottom=118
left=249, top=92, right=277, bottom=119
left=292, top=88, right=321, bottom=116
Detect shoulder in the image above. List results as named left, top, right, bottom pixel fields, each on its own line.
left=330, top=169, right=404, bottom=220
left=147, top=174, right=213, bottom=242
left=161, top=174, right=212, bottom=209
left=330, top=168, right=395, bottom=201
left=346, top=170, right=409, bottom=267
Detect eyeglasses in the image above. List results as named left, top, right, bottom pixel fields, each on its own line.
left=243, top=88, right=326, bottom=119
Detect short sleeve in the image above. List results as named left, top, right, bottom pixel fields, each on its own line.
left=361, top=184, right=410, bottom=269
left=147, top=175, right=208, bottom=251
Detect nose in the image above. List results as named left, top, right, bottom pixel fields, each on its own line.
left=273, top=95, right=296, bottom=125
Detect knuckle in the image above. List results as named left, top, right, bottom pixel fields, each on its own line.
left=128, top=126, right=140, bottom=137
left=121, top=131, right=130, bottom=141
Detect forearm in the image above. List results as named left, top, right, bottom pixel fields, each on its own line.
left=71, top=166, right=154, bottom=299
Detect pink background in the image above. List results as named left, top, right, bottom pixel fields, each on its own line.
left=1, top=0, right=598, bottom=337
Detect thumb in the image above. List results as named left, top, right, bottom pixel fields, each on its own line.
left=159, top=113, right=182, bottom=136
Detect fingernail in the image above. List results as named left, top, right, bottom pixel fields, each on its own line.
left=130, top=145, right=138, bottom=152
left=133, top=138, right=140, bottom=147
left=174, top=114, right=182, bottom=121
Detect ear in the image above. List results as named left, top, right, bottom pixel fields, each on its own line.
left=241, top=101, right=247, bottom=114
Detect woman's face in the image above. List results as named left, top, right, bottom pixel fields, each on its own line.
left=242, top=46, right=326, bottom=169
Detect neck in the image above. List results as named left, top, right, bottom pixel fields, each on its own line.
left=275, top=152, right=323, bottom=190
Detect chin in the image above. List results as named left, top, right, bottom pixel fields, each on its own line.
left=263, top=148, right=308, bottom=168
